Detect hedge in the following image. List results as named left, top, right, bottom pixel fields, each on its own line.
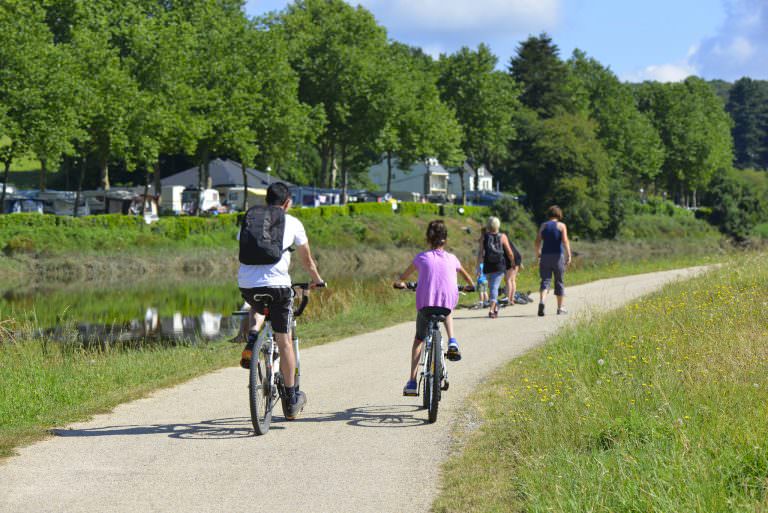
left=348, top=202, right=394, bottom=216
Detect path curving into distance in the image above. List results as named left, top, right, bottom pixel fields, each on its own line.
left=0, top=267, right=708, bottom=513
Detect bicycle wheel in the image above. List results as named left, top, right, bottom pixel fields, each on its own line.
left=427, top=331, right=442, bottom=423
left=249, top=339, right=273, bottom=435
left=422, top=337, right=432, bottom=410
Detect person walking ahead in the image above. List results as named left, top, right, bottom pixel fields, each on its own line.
left=477, top=216, right=516, bottom=319
left=238, top=182, right=324, bottom=420
left=534, top=205, right=572, bottom=316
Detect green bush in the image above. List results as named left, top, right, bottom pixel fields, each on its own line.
left=348, top=202, right=394, bottom=216
left=490, top=197, right=537, bottom=241
left=753, top=223, right=768, bottom=239
left=397, top=202, right=440, bottom=216
left=618, top=214, right=719, bottom=240
left=3, top=235, right=36, bottom=255
left=320, top=205, right=350, bottom=217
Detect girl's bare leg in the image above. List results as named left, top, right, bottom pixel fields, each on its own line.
left=410, top=339, right=424, bottom=381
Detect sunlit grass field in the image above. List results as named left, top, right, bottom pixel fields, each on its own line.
left=434, top=253, right=768, bottom=513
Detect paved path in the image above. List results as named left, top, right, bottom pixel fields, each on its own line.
left=0, top=267, right=708, bottom=513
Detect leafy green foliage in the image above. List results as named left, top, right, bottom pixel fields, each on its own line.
left=726, top=78, right=768, bottom=170
left=636, top=78, right=734, bottom=201
left=705, top=170, right=763, bottom=241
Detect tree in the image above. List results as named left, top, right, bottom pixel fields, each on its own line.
left=512, top=113, right=612, bottom=237
left=438, top=45, right=520, bottom=203
left=508, top=33, right=576, bottom=119
left=274, top=0, right=392, bottom=201
left=0, top=1, right=80, bottom=205
left=705, top=169, right=762, bottom=241
left=637, top=78, right=733, bottom=206
left=727, top=77, right=768, bottom=170
left=568, top=50, right=664, bottom=190
left=376, top=43, right=462, bottom=196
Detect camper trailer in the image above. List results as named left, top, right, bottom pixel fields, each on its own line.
left=221, top=186, right=266, bottom=211
left=181, top=187, right=221, bottom=215
left=160, top=185, right=185, bottom=215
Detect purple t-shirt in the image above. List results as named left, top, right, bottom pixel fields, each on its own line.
left=414, top=249, right=461, bottom=310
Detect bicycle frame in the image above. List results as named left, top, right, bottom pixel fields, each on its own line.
left=416, top=317, right=446, bottom=395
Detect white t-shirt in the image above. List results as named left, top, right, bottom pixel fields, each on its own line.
left=238, top=213, right=308, bottom=288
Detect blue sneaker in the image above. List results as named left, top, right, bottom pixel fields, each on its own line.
left=446, top=339, right=462, bottom=361
left=403, top=380, right=418, bottom=396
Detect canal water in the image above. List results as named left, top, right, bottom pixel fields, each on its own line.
left=0, top=279, right=245, bottom=345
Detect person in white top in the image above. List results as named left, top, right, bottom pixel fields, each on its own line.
left=238, top=182, right=323, bottom=420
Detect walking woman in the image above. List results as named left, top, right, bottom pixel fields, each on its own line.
left=534, top=205, right=572, bottom=316
left=477, top=216, right=516, bottom=318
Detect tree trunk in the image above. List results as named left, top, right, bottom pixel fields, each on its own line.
left=340, top=144, right=348, bottom=205
left=1, top=160, right=10, bottom=210
left=329, top=144, right=337, bottom=190
left=153, top=160, right=161, bottom=197
left=99, top=153, right=110, bottom=190
left=319, top=142, right=329, bottom=188
left=39, top=158, right=47, bottom=191
left=74, top=155, right=87, bottom=217
left=241, top=160, right=249, bottom=211
left=692, top=189, right=697, bottom=208
left=386, top=150, right=393, bottom=194
left=458, top=167, right=466, bottom=206
left=141, top=167, right=150, bottom=216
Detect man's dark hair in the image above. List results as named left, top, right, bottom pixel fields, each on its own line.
left=266, top=182, right=291, bottom=206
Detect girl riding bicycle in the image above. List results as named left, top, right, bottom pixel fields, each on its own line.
left=394, top=220, right=474, bottom=396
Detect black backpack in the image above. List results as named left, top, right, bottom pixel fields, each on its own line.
left=239, top=205, right=287, bottom=265
left=483, top=233, right=504, bottom=265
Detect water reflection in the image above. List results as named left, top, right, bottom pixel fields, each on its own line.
left=46, top=308, right=241, bottom=346
left=1, top=279, right=244, bottom=345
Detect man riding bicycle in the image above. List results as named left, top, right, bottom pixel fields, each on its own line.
left=238, top=182, right=324, bottom=420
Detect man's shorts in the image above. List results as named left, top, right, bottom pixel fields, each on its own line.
left=415, top=307, right=452, bottom=341
left=240, top=287, right=293, bottom=334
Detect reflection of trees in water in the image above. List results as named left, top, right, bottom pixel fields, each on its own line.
left=48, top=310, right=240, bottom=348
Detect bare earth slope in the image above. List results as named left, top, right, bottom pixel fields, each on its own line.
left=0, top=267, right=707, bottom=513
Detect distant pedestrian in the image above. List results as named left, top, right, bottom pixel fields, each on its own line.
left=501, top=230, right=522, bottom=305
left=534, top=205, right=572, bottom=316
left=477, top=216, right=516, bottom=319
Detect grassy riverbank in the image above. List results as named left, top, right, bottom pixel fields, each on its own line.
left=434, top=253, right=768, bottom=512
left=0, top=249, right=731, bottom=460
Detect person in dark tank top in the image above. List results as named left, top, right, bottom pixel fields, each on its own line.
left=534, top=205, right=572, bottom=316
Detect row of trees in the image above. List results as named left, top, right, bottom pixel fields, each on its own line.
left=0, top=0, right=744, bottom=237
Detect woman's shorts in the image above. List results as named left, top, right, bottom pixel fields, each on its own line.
left=415, top=307, right=452, bottom=341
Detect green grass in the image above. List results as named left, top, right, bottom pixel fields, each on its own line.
left=434, top=252, right=768, bottom=513
left=0, top=246, right=727, bottom=460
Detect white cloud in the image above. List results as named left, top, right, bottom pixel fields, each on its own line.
left=690, top=0, right=768, bottom=79
left=357, top=0, right=560, bottom=35
left=623, top=63, right=698, bottom=83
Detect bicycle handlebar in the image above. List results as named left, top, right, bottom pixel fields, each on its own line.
left=292, top=282, right=326, bottom=318
left=393, top=282, right=475, bottom=293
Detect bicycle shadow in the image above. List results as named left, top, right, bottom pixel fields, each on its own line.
left=52, top=417, right=273, bottom=440
left=51, top=405, right=428, bottom=441
left=296, top=404, right=429, bottom=428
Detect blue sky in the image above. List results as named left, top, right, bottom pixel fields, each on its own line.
left=244, top=0, right=768, bottom=82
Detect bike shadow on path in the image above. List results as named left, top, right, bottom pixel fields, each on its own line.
left=51, top=404, right=429, bottom=441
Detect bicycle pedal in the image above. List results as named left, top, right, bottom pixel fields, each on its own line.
left=441, top=380, right=449, bottom=391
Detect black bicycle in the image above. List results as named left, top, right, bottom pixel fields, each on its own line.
left=395, top=282, right=473, bottom=423
left=235, top=282, right=325, bottom=435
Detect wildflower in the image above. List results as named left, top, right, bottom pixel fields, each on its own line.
left=597, top=359, right=605, bottom=366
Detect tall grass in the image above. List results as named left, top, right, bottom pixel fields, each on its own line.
left=435, top=253, right=768, bottom=513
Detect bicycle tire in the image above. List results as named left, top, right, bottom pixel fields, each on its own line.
left=422, top=337, right=432, bottom=410
left=428, top=330, right=442, bottom=423
left=249, top=341, right=273, bottom=435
